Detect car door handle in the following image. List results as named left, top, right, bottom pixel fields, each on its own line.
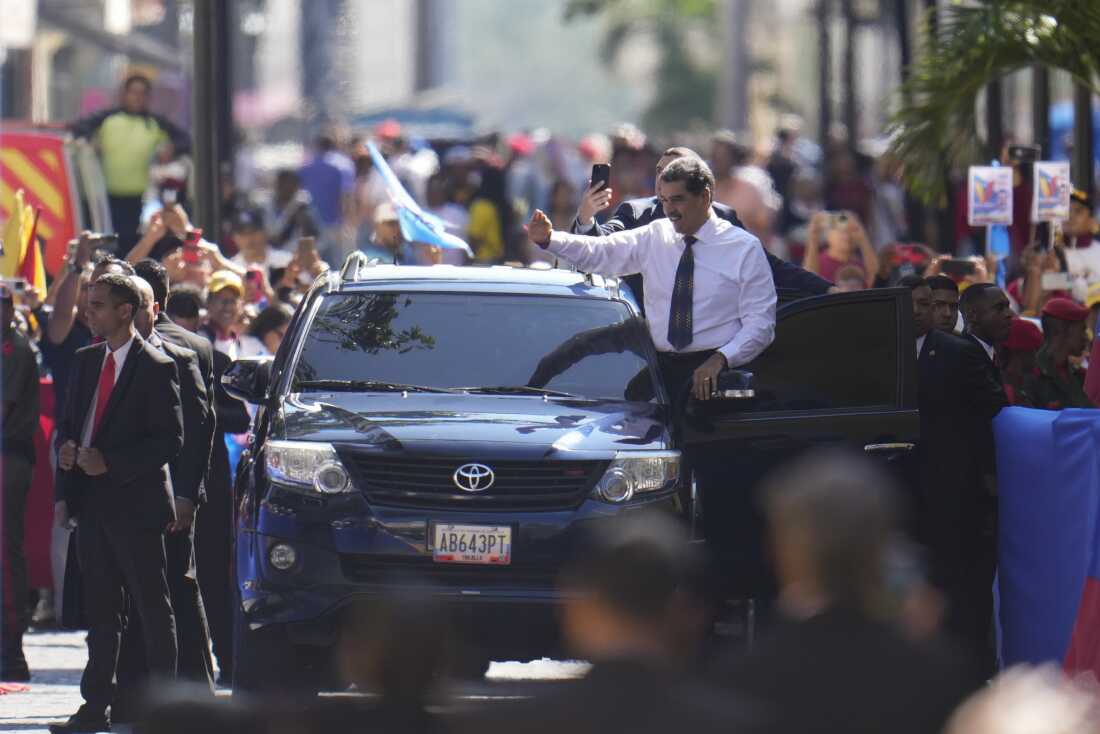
left=864, top=442, right=915, bottom=453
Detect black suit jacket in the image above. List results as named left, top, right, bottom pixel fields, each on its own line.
left=154, top=334, right=211, bottom=506
left=155, top=313, right=218, bottom=488
left=459, top=658, right=764, bottom=734
left=572, top=196, right=833, bottom=298
left=916, top=329, right=1007, bottom=583
left=719, top=607, right=976, bottom=734
left=55, top=335, right=183, bottom=529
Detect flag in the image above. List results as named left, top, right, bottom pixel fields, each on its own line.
left=365, top=141, right=474, bottom=258
left=0, top=189, right=28, bottom=278
left=19, top=208, right=46, bottom=298
left=995, top=407, right=1100, bottom=672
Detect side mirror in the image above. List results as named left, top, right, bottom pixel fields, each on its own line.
left=714, top=369, right=755, bottom=400
left=222, top=356, right=274, bottom=405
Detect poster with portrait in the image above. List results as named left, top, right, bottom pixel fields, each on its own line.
left=968, top=166, right=1014, bottom=226
left=1031, top=161, right=1072, bottom=222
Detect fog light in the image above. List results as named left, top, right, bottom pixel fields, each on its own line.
left=313, top=462, right=350, bottom=494
left=596, top=467, right=633, bottom=503
left=269, top=543, right=297, bottom=570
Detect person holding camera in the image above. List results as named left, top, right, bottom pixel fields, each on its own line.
left=802, top=210, right=879, bottom=289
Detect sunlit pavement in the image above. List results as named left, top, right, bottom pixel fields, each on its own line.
left=1, top=629, right=588, bottom=734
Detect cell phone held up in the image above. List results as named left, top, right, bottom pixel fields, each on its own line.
left=590, top=164, right=611, bottom=192
left=940, top=258, right=977, bottom=280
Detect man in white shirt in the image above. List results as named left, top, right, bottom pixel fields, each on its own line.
left=526, top=156, right=776, bottom=405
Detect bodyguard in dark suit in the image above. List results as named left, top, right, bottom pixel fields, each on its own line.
left=911, top=280, right=1009, bottom=677
left=51, top=274, right=183, bottom=734
left=113, top=276, right=215, bottom=720
left=571, top=146, right=833, bottom=302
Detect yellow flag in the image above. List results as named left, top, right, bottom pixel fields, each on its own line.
left=0, top=189, right=27, bottom=278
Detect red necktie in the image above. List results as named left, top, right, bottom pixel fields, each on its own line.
left=91, top=351, right=116, bottom=439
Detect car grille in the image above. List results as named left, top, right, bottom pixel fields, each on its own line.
left=335, top=450, right=607, bottom=511
left=340, top=554, right=559, bottom=589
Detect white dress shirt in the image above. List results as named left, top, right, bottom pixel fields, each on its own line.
left=916, top=334, right=927, bottom=359
left=546, top=212, right=776, bottom=366
left=81, top=335, right=135, bottom=447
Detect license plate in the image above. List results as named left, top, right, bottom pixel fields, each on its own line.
left=433, top=524, right=512, bottom=565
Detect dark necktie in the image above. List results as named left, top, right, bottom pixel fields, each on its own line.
left=667, top=235, right=697, bottom=350
left=91, top=351, right=116, bottom=439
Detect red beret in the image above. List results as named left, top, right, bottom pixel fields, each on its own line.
left=1041, top=297, right=1090, bottom=322
left=1005, top=318, right=1043, bottom=352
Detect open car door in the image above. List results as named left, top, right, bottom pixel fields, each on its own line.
left=682, top=287, right=919, bottom=600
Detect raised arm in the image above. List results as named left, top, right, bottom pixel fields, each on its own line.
left=528, top=209, right=648, bottom=277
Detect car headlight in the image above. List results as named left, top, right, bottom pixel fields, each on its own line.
left=265, top=440, right=351, bottom=494
left=593, top=451, right=680, bottom=503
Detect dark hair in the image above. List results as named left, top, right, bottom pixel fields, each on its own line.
left=315, top=135, right=336, bottom=152
left=134, top=258, right=170, bottom=309
left=275, top=168, right=300, bottom=187
left=92, top=251, right=135, bottom=276
left=561, top=513, right=700, bottom=625
left=959, top=282, right=998, bottom=319
left=926, top=274, right=959, bottom=295
left=897, top=274, right=928, bottom=291
left=123, top=74, right=152, bottom=92
left=661, top=146, right=698, bottom=160
left=94, top=273, right=141, bottom=317
left=659, top=156, right=715, bottom=196
left=1040, top=314, right=1068, bottom=339
left=761, top=449, right=899, bottom=614
left=247, top=303, right=293, bottom=341
left=166, top=283, right=204, bottom=320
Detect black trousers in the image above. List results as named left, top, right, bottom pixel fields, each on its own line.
left=196, top=440, right=234, bottom=678
left=116, top=519, right=213, bottom=716
left=941, top=542, right=997, bottom=680
left=2, top=454, right=33, bottom=641
left=76, top=510, right=176, bottom=715
left=107, top=195, right=143, bottom=256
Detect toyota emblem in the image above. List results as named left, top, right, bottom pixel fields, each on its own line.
left=453, top=463, right=495, bottom=492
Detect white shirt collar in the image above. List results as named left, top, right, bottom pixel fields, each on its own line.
left=106, top=333, right=136, bottom=368
left=916, top=333, right=927, bottom=358
left=686, top=211, right=721, bottom=245
left=970, top=333, right=996, bottom=361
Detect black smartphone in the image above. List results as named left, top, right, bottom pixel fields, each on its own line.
left=941, top=258, right=977, bottom=279
left=590, top=164, right=611, bottom=191
left=1007, top=144, right=1040, bottom=165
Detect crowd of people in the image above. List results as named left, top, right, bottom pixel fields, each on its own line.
left=1, top=71, right=1100, bottom=733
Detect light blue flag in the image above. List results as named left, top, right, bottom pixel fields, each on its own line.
left=366, top=141, right=474, bottom=258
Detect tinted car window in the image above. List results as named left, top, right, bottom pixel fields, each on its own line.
left=292, top=292, right=655, bottom=401
left=742, top=300, right=898, bottom=412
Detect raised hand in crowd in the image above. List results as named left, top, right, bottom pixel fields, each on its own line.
left=576, top=179, right=614, bottom=229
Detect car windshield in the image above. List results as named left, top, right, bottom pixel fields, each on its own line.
left=291, top=292, right=657, bottom=402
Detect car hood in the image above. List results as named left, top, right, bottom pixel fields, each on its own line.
left=272, top=392, right=671, bottom=457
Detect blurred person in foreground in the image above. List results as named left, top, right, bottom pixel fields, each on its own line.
left=945, top=665, right=1100, bottom=734
left=802, top=210, right=879, bottom=289
left=265, top=169, right=321, bottom=251
left=114, top=277, right=214, bottom=723
left=460, top=513, right=764, bottom=734
left=998, top=318, right=1044, bottom=407
left=1, top=284, right=41, bottom=681
left=571, top=146, right=832, bottom=302
left=1031, top=298, right=1095, bottom=409
left=70, top=74, right=191, bottom=253
left=50, top=274, right=183, bottom=734
left=719, top=450, right=976, bottom=734
left=916, top=282, right=1010, bottom=677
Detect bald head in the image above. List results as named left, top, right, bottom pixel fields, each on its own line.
left=131, top=276, right=157, bottom=339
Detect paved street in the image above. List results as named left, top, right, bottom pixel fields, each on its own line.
left=1, top=629, right=588, bottom=733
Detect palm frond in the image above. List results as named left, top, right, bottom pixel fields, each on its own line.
left=887, top=0, right=1100, bottom=204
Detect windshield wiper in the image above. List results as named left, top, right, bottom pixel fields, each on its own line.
left=456, top=385, right=581, bottom=399
left=295, top=379, right=459, bottom=394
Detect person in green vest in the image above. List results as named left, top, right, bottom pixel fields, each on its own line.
left=70, top=74, right=191, bottom=255
left=1030, top=297, right=1096, bottom=409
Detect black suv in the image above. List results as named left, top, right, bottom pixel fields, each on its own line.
left=224, top=258, right=917, bottom=691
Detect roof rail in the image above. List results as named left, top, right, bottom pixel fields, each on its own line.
left=340, top=251, right=371, bottom=282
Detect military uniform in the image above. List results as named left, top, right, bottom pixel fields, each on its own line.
left=1030, top=346, right=1094, bottom=409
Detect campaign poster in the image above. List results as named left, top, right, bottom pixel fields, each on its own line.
left=968, top=166, right=1014, bottom=226
left=1032, top=161, right=1072, bottom=222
